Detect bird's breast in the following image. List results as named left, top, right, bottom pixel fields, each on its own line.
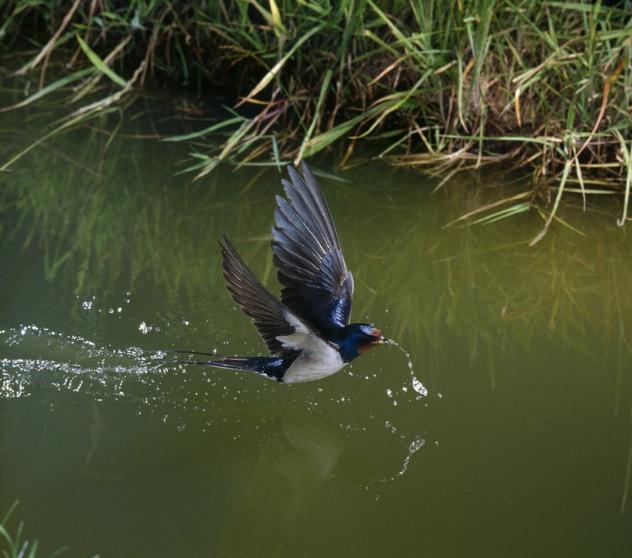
left=280, top=336, right=345, bottom=383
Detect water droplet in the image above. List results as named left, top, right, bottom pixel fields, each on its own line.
left=412, top=376, right=428, bottom=397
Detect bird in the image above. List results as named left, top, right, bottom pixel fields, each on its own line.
left=174, top=163, right=387, bottom=383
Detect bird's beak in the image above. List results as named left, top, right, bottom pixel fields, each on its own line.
left=375, top=335, right=388, bottom=345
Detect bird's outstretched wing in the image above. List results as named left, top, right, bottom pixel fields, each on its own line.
left=272, top=163, right=354, bottom=335
left=220, top=235, right=296, bottom=355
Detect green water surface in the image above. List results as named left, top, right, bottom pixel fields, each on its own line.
left=1, top=108, right=632, bottom=557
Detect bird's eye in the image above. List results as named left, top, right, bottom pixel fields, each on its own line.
left=371, top=328, right=381, bottom=337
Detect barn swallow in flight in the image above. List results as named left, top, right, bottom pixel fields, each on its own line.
left=175, top=163, right=387, bottom=383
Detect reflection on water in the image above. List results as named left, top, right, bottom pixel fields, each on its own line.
left=219, top=413, right=346, bottom=557
left=1, top=103, right=632, bottom=556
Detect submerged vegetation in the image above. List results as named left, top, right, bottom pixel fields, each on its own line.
left=0, top=1, right=631, bottom=234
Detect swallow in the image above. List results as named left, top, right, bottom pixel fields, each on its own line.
left=176, top=163, right=387, bottom=383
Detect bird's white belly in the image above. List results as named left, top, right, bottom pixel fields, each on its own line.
left=282, top=343, right=345, bottom=383
left=277, top=310, right=346, bottom=383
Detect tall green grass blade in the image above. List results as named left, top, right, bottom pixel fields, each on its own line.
left=470, top=202, right=531, bottom=225
left=1, top=501, right=19, bottom=525
left=615, top=130, right=632, bottom=227
left=163, top=116, right=245, bottom=142
left=271, top=135, right=282, bottom=171
left=76, top=35, right=127, bottom=88
left=296, top=68, right=333, bottom=162
left=0, top=68, right=95, bottom=113
left=240, top=24, right=323, bottom=104
left=530, top=158, right=573, bottom=246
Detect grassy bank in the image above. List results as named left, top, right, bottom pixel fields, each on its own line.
left=1, top=1, right=631, bottom=233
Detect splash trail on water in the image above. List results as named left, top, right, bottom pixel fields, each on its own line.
left=1, top=326, right=436, bottom=484
left=0, top=324, right=168, bottom=399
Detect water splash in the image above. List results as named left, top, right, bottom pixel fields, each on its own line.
left=0, top=324, right=285, bottom=429
left=0, top=324, right=166, bottom=399
left=394, top=436, right=426, bottom=478
left=365, top=434, right=427, bottom=489
left=1, top=325, right=435, bottom=466
left=385, top=338, right=428, bottom=399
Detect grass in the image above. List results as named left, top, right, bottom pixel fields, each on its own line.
left=0, top=501, right=66, bottom=558
left=0, top=0, right=631, bottom=238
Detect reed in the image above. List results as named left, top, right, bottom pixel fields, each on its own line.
left=1, top=1, right=630, bottom=235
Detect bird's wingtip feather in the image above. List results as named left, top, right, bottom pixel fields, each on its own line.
left=218, top=233, right=230, bottom=248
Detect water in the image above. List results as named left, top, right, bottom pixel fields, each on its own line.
left=1, top=103, right=632, bottom=557
left=387, top=339, right=428, bottom=399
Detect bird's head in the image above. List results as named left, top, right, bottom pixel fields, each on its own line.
left=335, top=323, right=388, bottom=362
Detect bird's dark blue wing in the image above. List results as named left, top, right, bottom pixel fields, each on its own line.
left=220, top=235, right=295, bottom=355
left=272, top=163, right=354, bottom=335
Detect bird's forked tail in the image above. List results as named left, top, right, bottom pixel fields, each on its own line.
left=164, top=350, right=290, bottom=381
